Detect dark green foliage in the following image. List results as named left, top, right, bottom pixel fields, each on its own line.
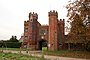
left=42, top=42, right=47, bottom=47
left=0, top=42, right=22, bottom=48
left=0, top=36, right=21, bottom=48
left=8, top=36, right=18, bottom=42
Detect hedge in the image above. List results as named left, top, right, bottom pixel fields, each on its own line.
left=0, top=42, right=22, bottom=48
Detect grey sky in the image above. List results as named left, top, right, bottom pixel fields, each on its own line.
left=0, top=0, right=69, bottom=40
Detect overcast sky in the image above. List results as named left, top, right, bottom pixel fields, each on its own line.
left=0, top=0, right=69, bottom=40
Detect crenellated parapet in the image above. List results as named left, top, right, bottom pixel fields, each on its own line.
left=48, top=10, right=58, bottom=18
left=59, top=19, right=64, bottom=24
left=60, top=19, right=65, bottom=21
left=22, top=10, right=65, bottom=50
left=29, top=12, right=38, bottom=20
left=24, top=20, right=30, bottom=26
left=24, top=20, right=29, bottom=23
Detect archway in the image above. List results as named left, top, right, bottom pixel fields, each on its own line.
left=39, top=39, right=47, bottom=50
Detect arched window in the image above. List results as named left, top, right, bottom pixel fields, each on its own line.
left=25, top=28, right=28, bottom=32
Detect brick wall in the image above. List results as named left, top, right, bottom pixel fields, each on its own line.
left=22, top=11, right=65, bottom=51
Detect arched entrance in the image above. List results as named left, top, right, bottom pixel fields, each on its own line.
left=39, top=39, right=47, bottom=50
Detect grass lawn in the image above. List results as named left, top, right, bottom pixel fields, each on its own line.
left=0, top=47, right=90, bottom=59
left=43, top=50, right=90, bottom=59
left=0, top=52, right=46, bottom=60
left=42, top=47, right=47, bottom=51
left=42, top=47, right=90, bottom=59
left=0, top=48, right=31, bottom=51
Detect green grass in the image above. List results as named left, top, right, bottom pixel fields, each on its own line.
left=0, top=47, right=90, bottom=59
left=0, top=52, right=46, bottom=60
left=0, top=48, right=31, bottom=51
left=0, top=47, right=48, bottom=51
left=42, top=47, right=47, bottom=51
left=43, top=50, right=90, bottom=59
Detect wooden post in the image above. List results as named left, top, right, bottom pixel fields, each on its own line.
left=41, top=50, right=44, bottom=60
left=68, top=43, right=70, bottom=50
left=26, top=48, right=28, bottom=53
left=1, top=46, right=3, bottom=52
left=19, top=47, right=21, bottom=54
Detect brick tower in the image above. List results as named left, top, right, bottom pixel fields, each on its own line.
left=58, top=19, right=65, bottom=50
left=22, top=10, right=65, bottom=51
left=22, top=12, right=39, bottom=49
left=48, top=10, right=58, bottom=51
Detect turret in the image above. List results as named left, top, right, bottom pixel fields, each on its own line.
left=48, top=10, right=58, bottom=51
left=48, top=10, right=58, bottom=18
left=59, top=19, right=65, bottom=24
left=29, top=12, right=38, bottom=20
left=59, top=19, right=65, bottom=50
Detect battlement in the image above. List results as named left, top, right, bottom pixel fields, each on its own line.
left=58, top=19, right=65, bottom=24
left=60, top=19, right=65, bottom=21
left=22, top=10, right=65, bottom=50
left=29, top=12, right=38, bottom=16
left=24, top=20, right=30, bottom=26
left=24, top=21, right=27, bottom=23
left=48, top=10, right=58, bottom=17
left=29, top=12, right=38, bottom=19
left=24, top=20, right=29, bottom=23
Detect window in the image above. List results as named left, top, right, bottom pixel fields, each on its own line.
left=24, top=45, right=27, bottom=48
left=25, top=28, right=28, bottom=32
left=39, top=29, right=47, bottom=35
left=30, top=19, right=33, bottom=22
left=25, top=36, right=28, bottom=40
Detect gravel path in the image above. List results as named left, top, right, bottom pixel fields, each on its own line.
left=1, top=50, right=89, bottom=60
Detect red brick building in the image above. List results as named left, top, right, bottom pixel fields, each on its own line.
left=21, top=10, right=65, bottom=51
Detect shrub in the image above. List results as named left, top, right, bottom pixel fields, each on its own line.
left=0, top=42, right=22, bottom=48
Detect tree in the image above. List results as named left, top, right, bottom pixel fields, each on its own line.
left=66, top=0, right=90, bottom=50
left=9, top=36, right=18, bottom=42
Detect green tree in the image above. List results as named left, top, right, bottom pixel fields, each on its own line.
left=9, top=36, right=18, bottom=42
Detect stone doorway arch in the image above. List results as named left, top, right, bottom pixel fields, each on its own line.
left=38, top=39, right=48, bottom=50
